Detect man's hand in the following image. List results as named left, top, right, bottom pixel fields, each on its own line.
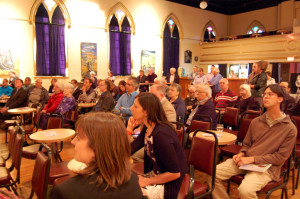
left=81, top=86, right=86, bottom=92
left=236, top=157, right=254, bottom=167
left=233, top=152, right=245, bottom=164
left=0, top=107, right=8, bottom=113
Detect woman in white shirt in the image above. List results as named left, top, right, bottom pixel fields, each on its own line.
left=266, top=71, right=276, bottom=85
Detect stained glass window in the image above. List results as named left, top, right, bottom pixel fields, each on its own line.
left=168, top=19, right=174, bottom=29
left=247, top=25, right=264, bottom=34
left=44, top=0, right=56, bottom=12
left=204, top=25, right=216, bottom=42
left=116, top=9, right=125, bottom=21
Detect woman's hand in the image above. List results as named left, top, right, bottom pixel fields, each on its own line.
left=138, top=175, right=151, bottom=187
left=41, top=110, right=46, bottom=114
left=127, top=117, right=142, bottom=132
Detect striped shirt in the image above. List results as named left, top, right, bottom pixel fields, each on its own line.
left=215, top=89, right=238, bottom=109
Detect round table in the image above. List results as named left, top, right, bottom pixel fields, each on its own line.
left=77, top=103, right=96, bottom=108
left=30, top=129, right=75, bottom=162
left=189, top=130, right=236, bottom=146
left=67, top=158, right=86, bottom=172
left=7, top=107, right=36, bottom=124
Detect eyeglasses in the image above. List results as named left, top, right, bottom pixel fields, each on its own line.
left=263, top=92, right=276, bottom=97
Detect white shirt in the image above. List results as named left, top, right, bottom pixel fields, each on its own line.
left=170, top=75, right=175, bottom=83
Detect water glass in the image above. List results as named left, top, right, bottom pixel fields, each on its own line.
left=216, top=124, right=224, bottom=137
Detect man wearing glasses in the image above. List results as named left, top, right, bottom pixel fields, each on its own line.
left=210, top=84, right=296, bottom=199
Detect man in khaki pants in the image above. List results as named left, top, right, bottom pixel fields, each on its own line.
left=209, top=84, right=297, bottom=199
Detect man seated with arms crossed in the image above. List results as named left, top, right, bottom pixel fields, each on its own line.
left=209, top=84, right=297, bottom=199
left=0, top=79, right=27, bottom=120
left=27, top=78, right=49, bottom=108
left=0, top=79, right=13, bottom=97
left=114, top=77, right=139, bottom=120
left=214, top=78, right=237, bottom=113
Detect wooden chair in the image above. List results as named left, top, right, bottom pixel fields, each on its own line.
left=227, top=156, right=292, bottom=199
left=0, top=123, right=18, bottom=167
left=187, top=130, right=218, bottom=198
left=292, top=116, right=300, bottom=191
left=29, top=144, right=51, bottom=199
left=243, top=109, right=262, bottom=119
left=0, top=126, right=24, bottom=195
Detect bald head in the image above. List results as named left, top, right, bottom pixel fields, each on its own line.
left=150, top=84, right=166, bottom=100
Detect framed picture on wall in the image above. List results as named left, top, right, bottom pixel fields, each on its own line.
left=184, top=50, right=192, bottom=63
left=0, top=48, right=19, bottom=76
left=81, top=42, right=97, bottom=79
left=141, top=50, right=155, bottom=74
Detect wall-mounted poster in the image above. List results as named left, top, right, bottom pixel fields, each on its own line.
left=0, top=48, right=19, bottom=76
left=184, top=50, right=192, bottom=63
left=81, top=42, right=97, bottom=79
left=141, top=50, right=155, bottom=74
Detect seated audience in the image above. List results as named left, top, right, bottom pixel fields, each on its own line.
left=166, top=67, right=179, bottom=84
left=250, top=61, right=268, bottom=106
left=150, top=84, right=176, bottom=123
left=234, top=84, right=258, bottom=115
left=114, top=77, right=139, bottom=120
left=209, top=84, right=297, bottom=199
left=129, top=93, right=188, bottom=199
left=266, top=71, right=276, bottom=85
left=109, top=81, right=119, bottom=100
left=186, top=85, right=218, bottom=129
left=94, top=79, right=102, bottom=98
left=38, top=82, right=75, bottom=130
left=193, top=68, right=208, bottom=85
left=71, top=79, right=82, bottom=101
left=206, top=65, right=215, bottom=82
left=78, top=78, right=96, bottom=103
left=215, top=78, right=237, bottom=111
left=49, top=78, right=57, bottom=93
left=106, top=71, right=115, bottom=83
left=23, top=77, right=32, bottom=90
left=0, top=79, right=13, bottom=97
left=94, top=80, right=115, bottom=112
left=0, top=79, right=27, bottom=120
left=209, top=67, right=223, bottom=98
left=168, top=83, right=186, bottom=124
left=115, top=80, right=126, bottom=101
left=137, top=69, right=147, bottom=92
left=280, top=81, right=297, bottom=117
left=184, top=86, right=197, bottom=118
left=188, top=66, right=198, bottom=84
left=146, top=69, right=157, bottom=84
left=51, top=112, right=143, bottom=199
left=27, top=78, right=49, bottom=108
left=90, top=71, right=98, bottom=89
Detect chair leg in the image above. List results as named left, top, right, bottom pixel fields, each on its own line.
left=227, top=180, right=231, bottom=194
left=29, top=189, right=34, bottom=199
left=284, top=187, right=288, bottom=199
left=292, top=167, right=295, bottom=195
left=296, top=165, right=300, bottom=189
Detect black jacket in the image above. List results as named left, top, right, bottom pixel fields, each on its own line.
left=166, top=73, right=180, bottom=84
left=6, top=87, right=27, bottom=109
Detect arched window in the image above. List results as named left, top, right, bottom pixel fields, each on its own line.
left=109, top=9, right=132, bottom=76
left=247, top=21, right=265, bottom=35
left=203, top=21, right=217, bottom=42
left=35, top=2, right=66, bottom=76
left=163, top=17, right=180, bottom=76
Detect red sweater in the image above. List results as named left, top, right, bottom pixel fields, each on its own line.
left=43, top=92, right=64, bottom=113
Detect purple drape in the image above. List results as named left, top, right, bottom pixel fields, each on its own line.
left=35, top=4, right=65, bottom=76
left=163, top=24, right=179, bottom=76
left=109, top=15, right=131, bottom=76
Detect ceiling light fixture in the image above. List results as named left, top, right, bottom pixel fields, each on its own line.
left=199, top=1, right=208, bottom=9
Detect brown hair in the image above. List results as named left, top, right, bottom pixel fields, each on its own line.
left=84, top=78, right=93, bottom=84
left=136, top=92, right=174, bottom=129
left=101, top=80, right=111, bottom=91
left=75, top=112, right=131, bottom=190
left=264, top=84, right=287, bottom=111
left=255, top=60, right=268, bottom=72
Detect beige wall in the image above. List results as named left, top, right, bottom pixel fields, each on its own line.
left=0, top=0, right=228, bottom=88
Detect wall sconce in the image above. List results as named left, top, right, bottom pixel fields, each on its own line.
left=199, top=1, right=208, bottom=9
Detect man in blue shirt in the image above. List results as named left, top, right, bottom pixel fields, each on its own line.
left=209, top=68, right=223, bottom=99
left=115, top=76, right=139, bottom=120
left=0, top=79, right=13, bottom=97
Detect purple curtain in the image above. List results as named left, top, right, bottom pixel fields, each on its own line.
left=50, top=7, right=66, bottom=76
left=120, top=17, right=131, bottom=75
left=109, top=15, right=121, bottom=75
left=163, top=24, right=179, bottom=76
left=35, top=4, right=50, bottom=76
left=35, top=4, right=65, bottom=76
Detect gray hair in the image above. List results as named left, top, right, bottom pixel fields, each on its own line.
left=188, top=85, right=196, bottom=92
left=220, top=78, right=229, bottom=84
left=55, top=81, right=64, bottom=92
left=197, top=85, right=212, bottom=98
left=170, top=68, right=176, bottom=72
left=90, top=71, right=96, bottom=75
left=150, top=84, right=166, bottom=96
left=64, top=83, right=75, bottom=93
left=154, top=77, right=166, bottom=85
left=170, top=83, right=182, bottom=93
left=127, top=76, right=139, bottom=90
left=213, top=68, right=220, bottom=73
left=240, top=84, right=251, bottom=96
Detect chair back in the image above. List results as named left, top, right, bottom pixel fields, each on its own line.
left=12, top=127, right=24, bottom=170
left=178, top=173, right=193, bottom=199
left=237, top=118, right=253, bottom=142
left=33, top=107, right=41, bottom=127
left=31, top=144, right=51, bottom=199
left=8, top=125, right=18, bottom=158
left=243, top=110, right=261, bottom=119
left=292, top=116, right=300, bottom=140
left=190, top=120, right=210, bottom=132
left=194, top=114, right=213, bottom=129
left=65, top=105, right=79, bottom=122
left=46, top=115, right=63, bottom=129
left=222, top=107, right=239, bottom=127
left=175, top=129, right=183, bottom=146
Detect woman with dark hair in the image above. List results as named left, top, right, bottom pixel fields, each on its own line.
left=107, top=71, right=115, bottom=83
left=129, top=93, right=188, bottom=199
left=51, top=112, right=143, bottom=199
left=115, top=80, right=126, bottom=101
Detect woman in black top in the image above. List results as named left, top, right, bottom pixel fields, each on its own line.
left=129, top=93, right=188, bottom=199
left=51, top=112, right=143, bottom=199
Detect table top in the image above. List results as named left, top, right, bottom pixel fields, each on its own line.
left=189, top=130, right=236, bottom=145
left=0, top=99, right=7, bottom=103
left=30, top=128, right=75, bottom=143
left=67, top=158, right=87, bottom=172
left=8, top=107, right=36, bottom=114
left=78, top=103, right=96, bottom=108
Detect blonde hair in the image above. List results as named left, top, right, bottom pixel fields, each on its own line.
left=240, top=84, right=251, bottom=97
left=75, top=112, right=131, bottom=190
